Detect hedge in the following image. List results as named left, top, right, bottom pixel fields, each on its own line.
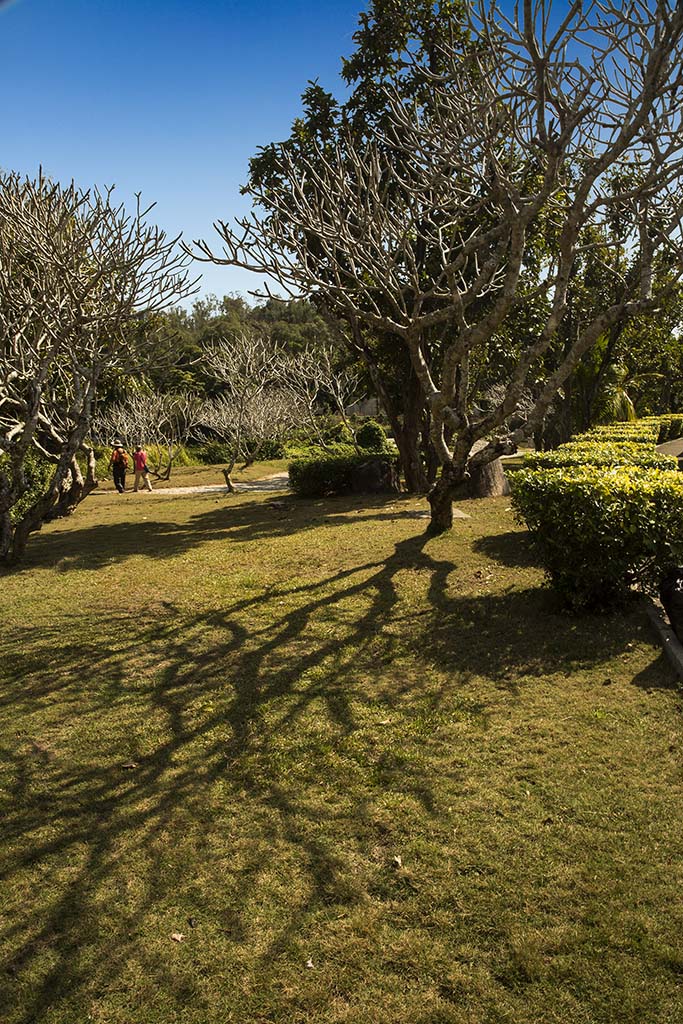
left=288, top=445, right=397, bottom=497
left=510, top=465, right=683, bottom=609
left=523, top=442, right=677, bottom=471
left=580, top=425, right=660, bottom=445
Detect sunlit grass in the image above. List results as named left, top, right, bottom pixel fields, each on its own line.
left=1, top=485, right=682, bottom=1023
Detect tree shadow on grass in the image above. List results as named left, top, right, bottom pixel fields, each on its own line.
left=0, top=522, right=668, bottom=1022
left=630, top=651, right=682, bottom=692
left=16, top=492, right=422, bottom=575
left=472, top=529, right=541, bottom=569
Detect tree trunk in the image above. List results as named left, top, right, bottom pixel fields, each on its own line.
left=0, top=511, right=12, bottom=567
left=427, top=464, right=461, bottom=534
left=48, top=451, right=98, bottom=520
left=466, top=458, right=510, bottom=498
left=396, top=372, right=431, bottom=492
left=362, top=346, right=430, bottom=492
left=222, top=468, right=236, bottom=493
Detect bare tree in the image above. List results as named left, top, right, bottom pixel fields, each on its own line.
left=285, top=345, right=364, bottom=449
left=201, top=330, right=300, bottom=491
left=194, top=0, right=683, bottom=531
left=201, top=388, right=302, bottom=491
left=0, top=171, right=196, bottom=564
left=92, top=389, right=204, bottom=480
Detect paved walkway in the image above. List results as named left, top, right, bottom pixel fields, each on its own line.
left=97, top=472, right=291, bottom=497
left=656, top=436, right=683, bottom=458
left=152, top=472, right=290, bottom=496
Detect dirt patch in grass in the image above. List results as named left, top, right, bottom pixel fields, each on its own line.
left=1, top=491, right=682, bottom=1023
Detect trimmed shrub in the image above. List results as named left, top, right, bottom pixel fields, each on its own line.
left=289, top=445, right=398, bottom=497
left=253, top=438, right=286, bottom=461
left=660, top=414, right=683, bottom=442
left=523, top=443, right=677, bottom=471
left=356, top=419, right=388, bottom=451
left=580, top=424, right=659, bottom=445
left=511, top=466, right=683, bottom=609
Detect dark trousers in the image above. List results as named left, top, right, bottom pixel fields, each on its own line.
left=113, top=465, right=126, bottom=493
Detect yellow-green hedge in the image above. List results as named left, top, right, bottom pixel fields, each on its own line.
left=511, top=466, right=683, bottom=609
left=511, top=416, right=683, bottom=608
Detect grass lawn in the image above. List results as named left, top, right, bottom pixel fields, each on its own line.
left=1, top=482, right=682, bottom=1023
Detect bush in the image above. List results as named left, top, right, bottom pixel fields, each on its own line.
left=0, top=449, right=54, bottom=524
left=511, top=465, right=683, bottom=609
left=252, top=438, right=286, bottom=461
left=191, top=440, right=232, bottom=465
left=523, top=443, right=677, bottom=471
left=320, top=421, right=355, bottom=445
left=288, top=446, right=397, bottom=497
left=355, top=419, right=387, bottom=450
left=580, top=424, right=659, bottom=445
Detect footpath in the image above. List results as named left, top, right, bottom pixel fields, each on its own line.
left=150, top=472, right=290, bottom=496
left=97, top=472, right=290, bottom=497
left=656, top=436, right=683, bottom=462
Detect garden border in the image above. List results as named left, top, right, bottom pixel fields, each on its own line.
left=643, top=596, right=683, bottom=688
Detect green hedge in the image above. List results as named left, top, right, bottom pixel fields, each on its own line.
left=651, top=415, right=683, bottom=443
left=288, top=445, right=397, bottom=497
left=511, top=415, right=683, bottom=608
left=511, top=465, right=683, bottom=609
left=580, top=425, right=659, bottom=445
left=523, top=442, right=676, bottom=471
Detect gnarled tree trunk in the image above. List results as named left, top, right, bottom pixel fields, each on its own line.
left=466, top=458, right=510, bottom=498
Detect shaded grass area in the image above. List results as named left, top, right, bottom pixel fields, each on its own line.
left=1, top=490, right=682, bottom=1023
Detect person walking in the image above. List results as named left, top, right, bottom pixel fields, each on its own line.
left=133, top=444, right=153, bottom=492
left=109, top=443, right=130, bottom=493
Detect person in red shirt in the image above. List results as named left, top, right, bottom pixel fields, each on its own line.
left=133, top=445, right=153, bottom=492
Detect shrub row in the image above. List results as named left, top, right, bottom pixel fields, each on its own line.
left=511, top=465, right=683, bottom=609
left=510, top=415, right=683, bottom=608
left=288, top=444, right=398, bottom=497
left=523, top=442, right=676, bottom=471
left=287, top=422, right=397, bottom=497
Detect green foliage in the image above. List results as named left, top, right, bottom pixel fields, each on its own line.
left=288, top=445, right=396, bottom=497
left=654, top=414, right=683, bottom=442
left=355, top=419, right=388, bottom=450
left=580, top=423, right=659, bottom=445
left=320, top=420, right=355, bottom=445
left=522, top=442, right=676, bottom=471
left=511, top=466, right=683, bottom=609
left=250, top=438, right=286, bottom=461
left=0, top=450, right=53, bottom=525
left=190, top=441, right=233, bottom=465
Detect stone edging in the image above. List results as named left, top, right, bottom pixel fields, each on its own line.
left=642, top=595, right=683, bottom=687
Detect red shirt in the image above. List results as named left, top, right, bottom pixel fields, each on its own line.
left=133, top=450, right=148, bottom=472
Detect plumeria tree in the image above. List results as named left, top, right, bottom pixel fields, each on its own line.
left=194, top=0, right=683, bottom=531
left=0, top=171, right=196, bottom=564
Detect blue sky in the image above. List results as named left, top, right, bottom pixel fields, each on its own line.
left=0, top=0, right=363, bottom=302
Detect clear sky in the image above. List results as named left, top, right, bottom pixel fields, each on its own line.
left=0, top=0, right=363, bottom=302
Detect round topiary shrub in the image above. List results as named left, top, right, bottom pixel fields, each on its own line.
left=355, top=420, right=387, bottom=450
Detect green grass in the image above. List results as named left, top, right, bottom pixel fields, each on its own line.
left=1, top=486, right=682, bottom=1023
